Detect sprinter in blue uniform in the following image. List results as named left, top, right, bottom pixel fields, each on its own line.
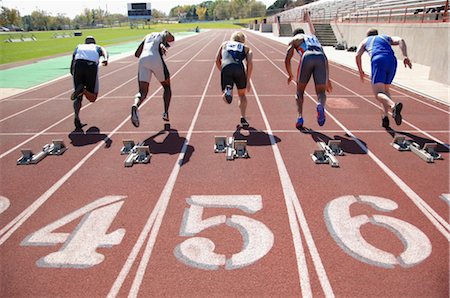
left=355, top=28, right=412, bottom=128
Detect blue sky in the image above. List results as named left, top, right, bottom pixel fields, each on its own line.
left=3, top=0, right=276, bottom=18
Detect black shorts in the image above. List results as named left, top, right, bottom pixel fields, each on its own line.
left=221, top=63, right=246, bottom=91
left=73, top=59, right=99, bottom=94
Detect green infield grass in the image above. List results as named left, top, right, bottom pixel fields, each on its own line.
left=0, top=21, right=250, bottom=65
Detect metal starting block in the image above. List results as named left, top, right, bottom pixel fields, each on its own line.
left=122, top=139, right=151, bottom=167
left=214, top=136, right=227, bottom=153
left=214, top=136, right=249, bottom=160
left=410, top=142, right=441, bottom=163
left=327, top=140, right=344, bottom=156
left=391, top=135, right=442, bottom=163
left=391, top=135, right=411, bottom=151
left=121, top=140, right=136, bottom=155
left=17, top=140, right=67, bottom=165
left=311, top=141, right=340, bottom=167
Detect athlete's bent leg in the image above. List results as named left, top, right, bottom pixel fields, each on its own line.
left=135, top=81, right=149, bottom=107
left=84, top=90, right=98, bottom=102
left=372, top=83, right=394, bottom=117
left=161, top=79, right=171, bottom=121
left=237, top=88, right=249, bottom=127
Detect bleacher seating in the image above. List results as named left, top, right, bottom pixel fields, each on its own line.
left=270, top=0, right=447, bottom=24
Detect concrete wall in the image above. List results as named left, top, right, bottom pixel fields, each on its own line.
left=330, top=22, right=449, bottom=84
left=260, top=24, right=273, bottom=33
left=272, top=23, right=280, bottom=36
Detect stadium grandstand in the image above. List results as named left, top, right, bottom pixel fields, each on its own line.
left=252, top=0, right=448, bottom=85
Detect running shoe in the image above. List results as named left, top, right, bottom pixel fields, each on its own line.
left=223, top=85, right=232, bottom=104
left=162, top=112, right=169, bottom=122
left=71, top=84, right=84, bottom=101
left=131, top=105, right=140, bottom=127
left=392, top=102, right=403, bottom=125
left=74, top=117, right=85, bottom=130
left=317, top=104, right=326, bottom=126
left=295, top=117, right=304, bottom=130
left=240, top=117, right=249, bottom=128
left=382, top=116, right=390, bottom=128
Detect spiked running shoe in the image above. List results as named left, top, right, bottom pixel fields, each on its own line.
left=295, top=117, right=304, bottom=130
left=392, top=102, right=403, bottom=125
left=223, top=85, right=232, bottom=104
left=131, top=105, right=140, bottom=127
left=317, top=104, right=326, bottom=126
left=71, top=84, right=84, bottom=101
left=162, top=112, right=169, bottom=122
left=240, top=117, right=249, bottom=128
left=74, top=117, right=85, bottom=130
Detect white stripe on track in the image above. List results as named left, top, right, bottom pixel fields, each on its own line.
left=126, top=37, right=224, bottom=298
left=0, top=31, right=218, bottom=245
left=107, top=32, right=224, bottom=298
left=0, top=63, right=137, bottom=123
left=0, top=34, right=212, bottom=160
left=247, top=38, right=450, bottom=241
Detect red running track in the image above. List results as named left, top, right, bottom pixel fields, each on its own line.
left=0, top=29, right=449, bottom=297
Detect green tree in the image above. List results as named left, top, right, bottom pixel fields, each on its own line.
left=0, top=6, right=22, bottom=27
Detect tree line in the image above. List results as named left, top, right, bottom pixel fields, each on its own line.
left=1, top=0, right=269, bottom=31
left=169, top=0, right=266, bottom=21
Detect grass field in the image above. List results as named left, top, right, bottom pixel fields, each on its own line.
left=0, top=21, right=249, bottom=65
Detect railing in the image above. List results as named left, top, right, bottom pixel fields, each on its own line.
left=335, top=0, right=448, bottom=23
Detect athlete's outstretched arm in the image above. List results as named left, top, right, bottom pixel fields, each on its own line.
left=304, top=10, right=315, bottom=35
left=246, top=48, right=253, bottom=92
left=285, top=41, right=296, bottom=84
left=390, top=36, right=412, bottom=68
left=134, top=40, right=144, bottom=58
left=355, top=39, right=367, bottom=82
left=215, top=45, right=223, bottom=71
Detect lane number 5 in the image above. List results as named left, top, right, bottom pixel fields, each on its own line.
left=174, top=195, right=274, bottom=270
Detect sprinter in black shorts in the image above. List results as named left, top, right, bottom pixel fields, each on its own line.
left=215, top=31, right=253, bottom=127
left=70, top=36, right=108, bottom=130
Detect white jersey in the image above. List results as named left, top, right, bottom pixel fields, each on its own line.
left=140, top=33, right=164, bottom=58
left=74, top=44, right=104, bottom=64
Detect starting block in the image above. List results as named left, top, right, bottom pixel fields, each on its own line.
left=410, top=142, right=441, bottom=163
left=122, top=140, right=151, bottom=167
left=121, top=140, right=136, bottom=155
left=17, top=140, right=67, bottom=165
left=214, top=136, right=227, bottom=153
left=391, top=135, right=411, bottom=151
left=391, top=135, right=442, bottom=163
left=311, top=141, right=340, bottom=167
left=214, top=136, right=249, bottom=161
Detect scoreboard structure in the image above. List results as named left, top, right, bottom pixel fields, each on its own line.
left=127, top=3, right=152, bottom=20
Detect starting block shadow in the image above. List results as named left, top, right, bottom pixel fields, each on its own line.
left=302, top=128, right=368, bottom=155
left=69, top=126, right=112, bottom=148
left=388, top=130, right=449, bottom=155
left=142, top=126, right=194, bottom=166
left=233, top=126, right=281, bottom=147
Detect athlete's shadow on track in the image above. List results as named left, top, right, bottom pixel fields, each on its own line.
left=233, top=126, right=281, bottom=146
left=387, top=130, right=449, bottom=154
left=300, top=128, right=367, bottom=155
left=68, top=126, right=112, bottom=148
left=142, top=124, right=194, bottom=166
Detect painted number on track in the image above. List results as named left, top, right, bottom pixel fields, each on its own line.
left=174, top=195, right=274, bottom=270
left=21, top=195, right=126, bottom=268
left=0, top=196, right=10, bottom=215
left=325, top=195, right=432, bottom=268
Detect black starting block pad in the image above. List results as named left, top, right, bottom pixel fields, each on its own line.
left=122, top=140, right=151, bottom=167
left=17, top=140, right=67, bottom=165
left=214, top=136, right=249, bottom=161
left=311, top=140, right=341, bottom=167
left=391, top=135, right=442, bottom=163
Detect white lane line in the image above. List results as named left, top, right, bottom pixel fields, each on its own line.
left=107, top=32, right=225, bottom=298
left=2, top=130, right=449, bottom=136
left=246, top=31, right=450, bottom=113
left=248, top=39, right=450, bottom=241
left=0, top=34, right=212, bottom=160
left=329, top=62, right=450, bottom=113
left=0, top=31, right=219, bottom=245
left=0, top=63, right=137, bottom=123
left=251, top=81, right=319, bottom=297
left=127, top=39, right=223, bottom=298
